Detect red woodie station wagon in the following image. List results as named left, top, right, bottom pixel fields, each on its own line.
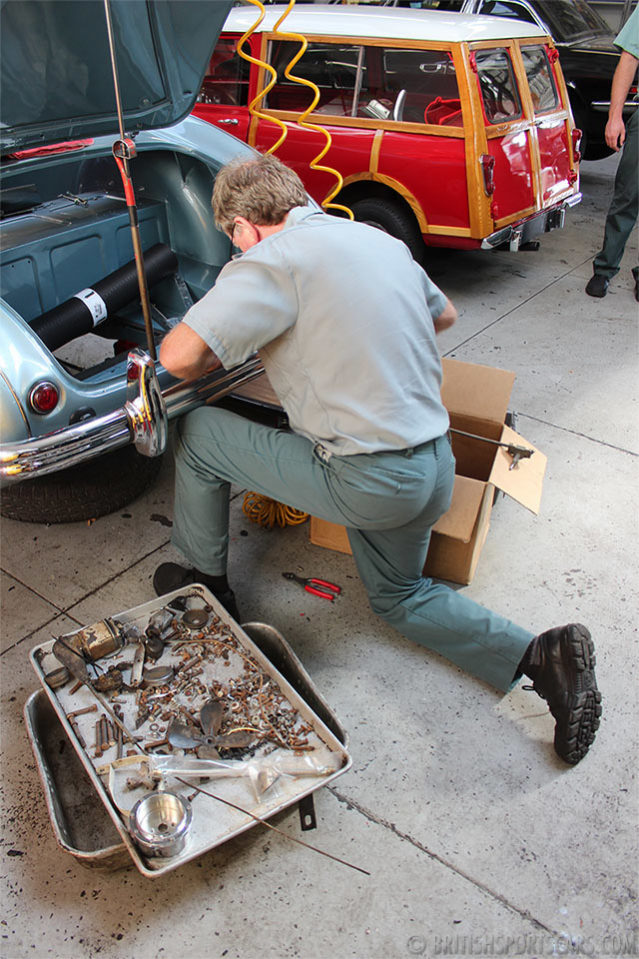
left=192, top=4, right=582, bottom=259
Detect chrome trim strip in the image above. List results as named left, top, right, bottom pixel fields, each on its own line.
left=0, top=351, right=264, bottom=483
left=591, top=99, right=637, bottom=113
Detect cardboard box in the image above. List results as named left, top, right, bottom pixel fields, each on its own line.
left=309, top=358, right=547, bottom=585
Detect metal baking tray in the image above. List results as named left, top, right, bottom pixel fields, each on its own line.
left=29, top=588, right=351, bottom=878
left=24, top=689, right=131, bottom=871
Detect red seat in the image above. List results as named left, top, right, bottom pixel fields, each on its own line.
left=424, top=96, right=463, bottom=126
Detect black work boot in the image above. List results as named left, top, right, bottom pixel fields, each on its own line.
left=153, top=562, right=240, bottom=621
left=520, top=624, right=601, bottom=764
left=585, top=274, right=609, bottom=298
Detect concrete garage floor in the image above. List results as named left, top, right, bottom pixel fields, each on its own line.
left=1, top=153, right=637, bottom=959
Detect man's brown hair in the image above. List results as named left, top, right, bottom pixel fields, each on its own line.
left=212, top=154, right=308, bottom=236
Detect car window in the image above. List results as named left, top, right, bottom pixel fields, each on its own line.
left=267, top=40, right=461, bottom=125
left=478, top=1, right=538, bottom=26
left=267, top=41, right=362, bottom=115
left=520, top=45, right=558, bottom=114
left=199, top=37, right=250, bottom=107
left=479, top=0, right=611, bottom=40
left=380, top=49, right=461, bottom=125
left=474, top=48, right=523, bottom=124
left=531, top=0, right=612, bottom=41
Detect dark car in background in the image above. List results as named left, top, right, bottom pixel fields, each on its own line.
left=412, top=0, right=634, bottom=159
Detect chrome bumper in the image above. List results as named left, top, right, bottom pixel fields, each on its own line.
left=481, top=193, right=582, bottom=251
left=0, top=350, right=263, bottom=483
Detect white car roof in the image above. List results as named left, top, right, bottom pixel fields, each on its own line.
left=223, top=4, right=547, bottom=43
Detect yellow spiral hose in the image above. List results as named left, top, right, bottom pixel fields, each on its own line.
left=237, top=0, right=353, bottom=217
left=270, top=2, right=353, bottom=217
left=236, top=0, right=351, bottom=525
left=236, top=0, right=289, bottom=154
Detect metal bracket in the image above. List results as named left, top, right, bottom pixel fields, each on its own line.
left=298, top=793, right=317, bottom=832
left=112, top=137, right=137, bottom=161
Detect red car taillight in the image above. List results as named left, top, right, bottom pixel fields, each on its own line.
left=29, top=382, right=60, bottom=414
left=572, top=128, right=583, bottom=163
left=480, top=153, right=496, bottom=196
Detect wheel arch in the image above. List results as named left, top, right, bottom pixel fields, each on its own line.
left=330, top=175, right=428, bottom=234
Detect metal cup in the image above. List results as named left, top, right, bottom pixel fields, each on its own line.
left=129, top=791, right=192, bottom=858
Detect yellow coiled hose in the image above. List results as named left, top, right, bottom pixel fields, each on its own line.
left=242, top=491, right=309, bottom=530
left=236, top=0, right=349, bottom=526
left=237, top=0, right=353, bottom=217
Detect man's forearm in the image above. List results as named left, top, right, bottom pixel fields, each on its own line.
left=159, top=322, right=222, bottom=380
left=606, top=51, right=638, bottom=149
left=609, top=51, right=638, bottom=120
left=433, top=298, right=457, bottom=333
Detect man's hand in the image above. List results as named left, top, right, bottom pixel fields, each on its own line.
left=605, top=115, right=627, bottom=151
left=433, top=297, right=457, bottom=334
left=159, top=323, right=222, bottom=380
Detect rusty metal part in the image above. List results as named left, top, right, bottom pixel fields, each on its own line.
left=135, top=709, right=150, bottom=730
left=52, top=637, right=90, bottom=684
left=175, top=654, right=202, bottom=675
left=113, top=704, right=124, bottom=760
left=147, top=608, right=174, bottom=636
left=94, top=719, right=104, bottom=758
left=67, top=704, right=98, bottom=719
left=200, top=699, right=223, bottom=735
left=130, top=642, right=146, bottom=688
left=143, top=634, right=165, bottom=661
left=44, top=666, right=70, bottom=690
left=93, top=666, right=124, bottom=694
left=57, top=619, right=125, bottom=673
left=104, top=719, right=116, bottom=750
left=68, top=717, right=86, bottom=749
left=167, top=718, right=254, bottom=752
left=81, top=679, right=143, bottom=754
left=143, top=665, right=174, bottom=687
left=181, top=608, right=210, bottom=630
left=99, top=716, right=109, bottom=753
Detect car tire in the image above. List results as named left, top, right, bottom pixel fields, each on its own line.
left=582, top=139, right=614, bottom=162
left=0, top=445, right=164, bottom=524
left=350, top=197, right=424, bottom=262
left=571, top=104, right=613, bottom=162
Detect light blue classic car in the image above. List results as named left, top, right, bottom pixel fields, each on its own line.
left=0, top=0, right=261, bottom=522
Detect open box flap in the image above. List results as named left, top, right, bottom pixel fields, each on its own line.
left=489, top=424, right=547, bottom=514
left=441, top=358, right=515, bottom=427
left=432, top=474, right=486, bottom=543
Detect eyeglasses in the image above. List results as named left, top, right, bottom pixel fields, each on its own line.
left=230, top=222, right=240, bottom=245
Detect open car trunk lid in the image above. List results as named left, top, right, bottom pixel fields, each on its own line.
left=0, top=0, right=233, bottom=153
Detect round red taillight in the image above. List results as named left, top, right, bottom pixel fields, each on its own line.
left=29, top=382, right=60, bottom=414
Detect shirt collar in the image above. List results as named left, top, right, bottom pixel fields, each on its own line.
left=284, top=203, right=324, bottom=228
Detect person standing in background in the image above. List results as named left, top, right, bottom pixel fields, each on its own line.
left=585, top=6, right=638, bottom=302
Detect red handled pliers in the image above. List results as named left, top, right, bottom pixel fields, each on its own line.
left=282, top=572, right=341, bottom=601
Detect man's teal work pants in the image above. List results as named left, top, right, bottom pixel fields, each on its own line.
left=594, top=108, right=639, bottom=281
left=171, top=407, right=533, bottom=692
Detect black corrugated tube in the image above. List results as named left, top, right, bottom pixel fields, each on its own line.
left=31, top=243, right=178, bottom=351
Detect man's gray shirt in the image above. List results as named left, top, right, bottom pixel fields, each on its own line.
left=184, top=205, right=450, bottom=456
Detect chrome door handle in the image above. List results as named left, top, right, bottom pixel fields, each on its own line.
left=218, top=118, right=239, bottom=126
